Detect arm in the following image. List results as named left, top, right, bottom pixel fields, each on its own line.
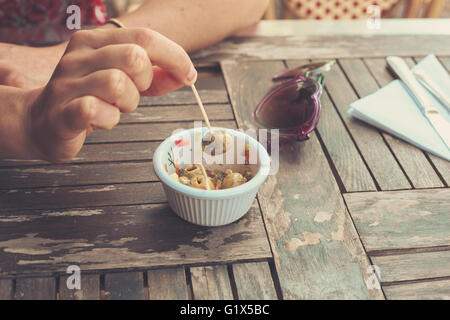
left=0, top=0, right=269, bottom=88
left=117, top=0, right=270, bottom=52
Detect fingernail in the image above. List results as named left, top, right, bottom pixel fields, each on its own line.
left=186, top=65, right=197, bottom=84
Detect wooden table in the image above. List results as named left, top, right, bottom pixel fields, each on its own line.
left=1, top=20, right=449, bottom=300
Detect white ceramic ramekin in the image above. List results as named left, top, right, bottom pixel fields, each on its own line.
left=153, top=127, right=270, bottom=226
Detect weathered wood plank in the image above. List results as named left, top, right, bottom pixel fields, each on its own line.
left=285, top=60, right=376, bottom=192
left=325, top=60, right=410, bottom=190
left=192, top=35, right=450, bottom=62
left=139, top=89, right=228, bottom=106
left=344, top=188, right=450, bottom=252
left=85, top=120, right=236, bottom=144
left=104, top=272, right=145, bottom=300
left=59, top=274, right=100, bottom=300
left=147, top=268, right=188, bottom=300
left=359, top=58, right=444, bottom=188
left=0, top=142, right=159, bottom=167
left=14, top=277, right=56, bottom=300
left=0, top=202, right=271, bottom=277
left=0, top=121, right=237, bottom=167
left=372, top=250, right=450, bottom=283
left=121, top=104, right=234, bottom=124
left=427, top=154, right=450, bottom=187
left=0, top=162, right=158, bottom=189
left=0, top=279, right=13, bottom=300
left=383, top=279, right=450, bottom=300
left=232, top=262, right=277, bottom=300
left=0, top=182, right=166, bottom=211
left=192, top=68, right=227, bottom=91
left=190, top=265, right=233, bottom=300
left=222, top=60, right=383, bottom=299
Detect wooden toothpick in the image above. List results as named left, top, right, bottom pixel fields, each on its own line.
left=190, top=84, right=213, bottom=134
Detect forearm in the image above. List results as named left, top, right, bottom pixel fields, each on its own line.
left=117, top=0, right=270, bottom=52
left=0, top=0, right=268, bottom=90
left=0, top=86, right=38, bottom=159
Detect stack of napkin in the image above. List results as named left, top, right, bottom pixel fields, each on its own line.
left=348, top=54, right=450, bottom=161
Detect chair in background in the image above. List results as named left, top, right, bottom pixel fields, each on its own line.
left=405, top=0, right=446, bottom=18
left=265, top=0, right=446, bottom=19
left=263, top=0, right=278, bottom=19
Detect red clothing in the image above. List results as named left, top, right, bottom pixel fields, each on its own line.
left=0, top=0, right=108, bottom=44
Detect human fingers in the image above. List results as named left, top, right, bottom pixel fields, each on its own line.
left=141, top=66, right=184, bottom=96
left=60, top=44, right=152, bottom=92
left=68, top=69, right=140, bottom=114
left=58, top=95, right=121, bottom=139
left=67, top=28, right=197, bottom=85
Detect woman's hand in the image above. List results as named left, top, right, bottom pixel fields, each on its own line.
left=25, top=27, right=197, bottom=163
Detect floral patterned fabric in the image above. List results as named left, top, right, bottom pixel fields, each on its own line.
left=0, top=0, right=108, bottom=44
left=283, top=0, right=400, bottom=19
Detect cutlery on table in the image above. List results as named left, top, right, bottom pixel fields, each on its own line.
left=412, top=69, right=450, bottom=112
left=386, top=56, right=450, bottom=150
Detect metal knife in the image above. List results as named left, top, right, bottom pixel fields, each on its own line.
left=413, top=69, right=450, bottom=112
left=386, top=56, right=450, bottom=150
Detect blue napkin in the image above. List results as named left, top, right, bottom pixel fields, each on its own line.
left=348, top=54, right=450, bottom=161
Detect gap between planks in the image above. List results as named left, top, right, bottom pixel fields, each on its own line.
left=381, top=275, right=450, bottom=287
left=367, top=245, right=450, bottom=257
left=334, top=59, right=413, bottom=190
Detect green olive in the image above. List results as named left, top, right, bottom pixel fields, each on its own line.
left=222, top=172, right=245, bottom=189
left=202, top=131, right=233, bottom=155
left=183, top=164, right=202, bottom=178
left=190, top=175, right=215, bottom=190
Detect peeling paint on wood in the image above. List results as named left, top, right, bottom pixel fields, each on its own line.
left=0, top=203, right=271, bottom=276
left=222, top=59, right=383, bottom=299
left=0, top=182, right=166, bottom=210
left=344, top=189, right=450, bottom=251
left=284, top=232, right=322, bottom=251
